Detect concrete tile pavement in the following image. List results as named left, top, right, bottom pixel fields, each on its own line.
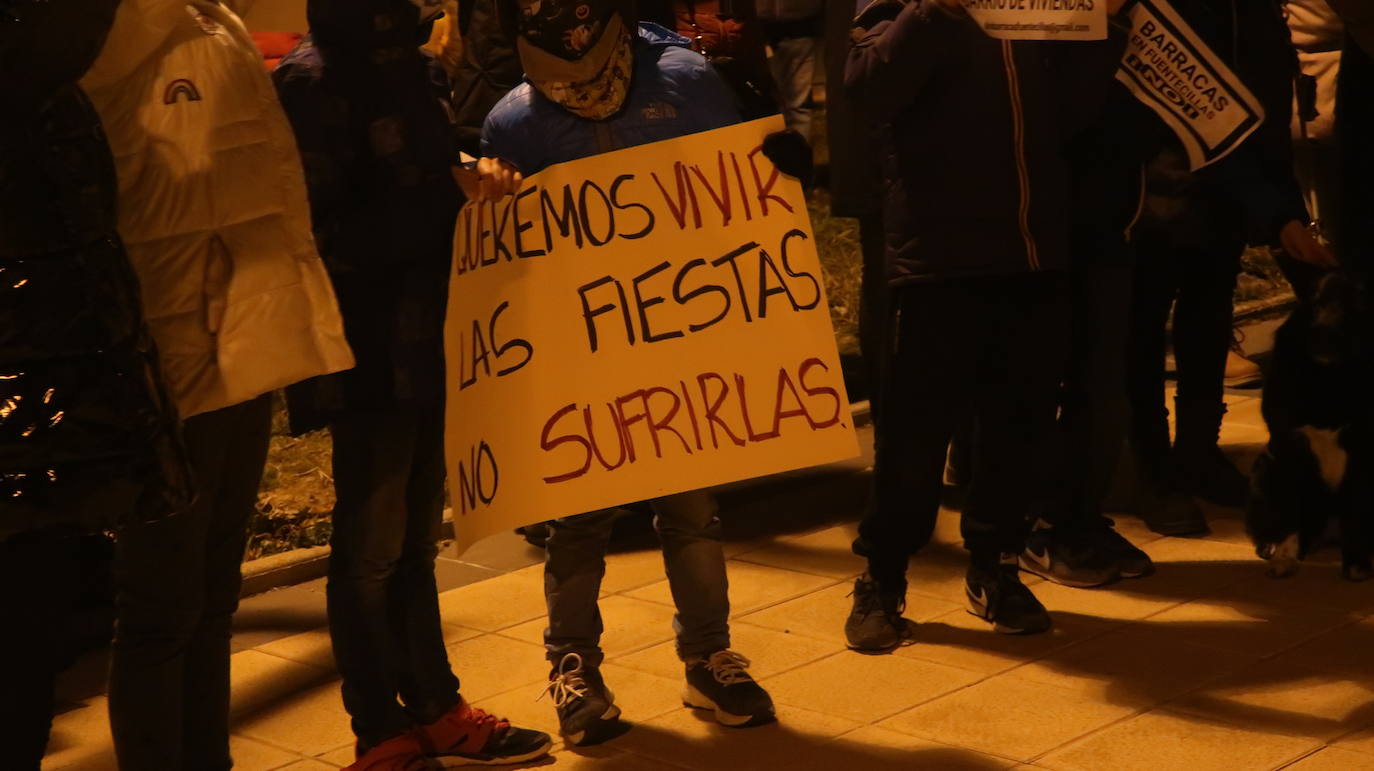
left=42, top=416, right=1374, bottom=771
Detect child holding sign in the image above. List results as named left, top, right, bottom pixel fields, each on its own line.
left=840, top=0, right=1137, bottom=650
left=470, top=0, right=806, bottom=746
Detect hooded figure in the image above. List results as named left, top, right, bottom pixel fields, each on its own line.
left=273, top=3, right=553, bottom=767
left=276, top=0, right=460, bottom=432
left=1, top=0, right=193, bottom=762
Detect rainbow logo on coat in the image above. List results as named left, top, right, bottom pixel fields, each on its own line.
left=162, top=79, right=202, bottom=104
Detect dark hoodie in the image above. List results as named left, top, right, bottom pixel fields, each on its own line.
left=1, top=0, right=192, bottom=537
left=274, top=0, right=462, bottom=431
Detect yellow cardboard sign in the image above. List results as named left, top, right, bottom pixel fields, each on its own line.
left=443, top=117, right=860, bottom=552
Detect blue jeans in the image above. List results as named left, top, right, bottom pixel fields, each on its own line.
left=326, top=408, right=460, bottom=748
left=543, top=489, right=730, bottom=667
left=768, top=35, right=817, bottom=142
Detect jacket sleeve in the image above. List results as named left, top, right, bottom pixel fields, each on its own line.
left=1328, top=0, right=1374, bottom=55
left=1200, top=128, right=1308, bottom=246
left=844, top=0, right=957, bottom=123
left=272, top=65, right=375, bottom=274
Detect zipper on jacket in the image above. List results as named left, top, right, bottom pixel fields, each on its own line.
left=1000, top=41, right=1040, bottom=271
left=1123, top=162, right=1147, bottom=242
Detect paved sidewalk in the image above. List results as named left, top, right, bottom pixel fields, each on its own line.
left=42, top=395, right=1374, bottom=771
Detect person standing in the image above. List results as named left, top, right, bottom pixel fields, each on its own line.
left=1125, top=0, right=1334, bottom=537
left=475, top=0, right=786, bottom=744
left=757, top=0, right=821, bottom=140
left=842, top=0, right=1134, bottom=651
left=1, top=3, right=194, bottom=767
left=79, top=1, right=356, bottom=767
left=274, top=1, right=551, bottom=768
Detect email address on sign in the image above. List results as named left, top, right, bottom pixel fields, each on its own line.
left=984, top=22, right=1090, bottom=33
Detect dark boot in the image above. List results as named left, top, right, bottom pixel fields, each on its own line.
left=1172, top=398, right=1249, bottom=508
left=1130, top=409, right=1208, bottom=536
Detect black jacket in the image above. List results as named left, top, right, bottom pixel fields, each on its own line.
left=1, top=0, right=192, bottom=538
left=274, top=0, right=461, bottom=431
left=847, top=0, right=1126, bottom=286
left=1134, top=0, right=1307, bottom=248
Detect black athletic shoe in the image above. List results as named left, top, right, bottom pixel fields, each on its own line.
left=683, top=651, right=775, bottom=727
left=1093, top=522, right=1155, bottom=579
left=966, top=557, right=1052, bottom=635
left=541, top=653, right=622, bottom=746
left=845, top=575, right=911, bottom=653
left=1019, top=526, right=1120, bottom=588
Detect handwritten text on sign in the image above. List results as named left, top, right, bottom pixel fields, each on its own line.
left=962, top=0, right=1106, bottom=41
left=443, top=117, right=859, bottom=552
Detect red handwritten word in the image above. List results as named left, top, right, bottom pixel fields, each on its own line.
left=538, top=357, right=844, bottom=483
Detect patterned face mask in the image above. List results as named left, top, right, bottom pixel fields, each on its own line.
left=516, top=0, right=634, bottom=119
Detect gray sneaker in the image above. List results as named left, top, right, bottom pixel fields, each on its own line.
left=844, top=575, right=911, bottom=653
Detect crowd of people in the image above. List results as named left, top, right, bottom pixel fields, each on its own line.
left=1, top=0, right=1370, bottom=769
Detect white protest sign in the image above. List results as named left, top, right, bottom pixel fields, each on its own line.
left=443, top=117, right=860, bottom=553
left=1115, top=0, right=1265, bottom=169
left=963, top=0, right=1107, bottom=41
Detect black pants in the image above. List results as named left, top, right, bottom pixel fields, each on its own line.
left=1, top=530, right=81, bottom=770
left=856, top=210, right=888, bottom=425
left=1049, top=256, right=1135, bottom=527
left=326, top=408, right=459, bottom=749
left=1127, top=228, right=1241, bottom=461
left=109, top=394, right=273, bottom=771
left=860, top=274, right=1070, bottom=585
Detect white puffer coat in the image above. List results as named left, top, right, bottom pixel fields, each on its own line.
left=82, top=0, right=353, bottom=418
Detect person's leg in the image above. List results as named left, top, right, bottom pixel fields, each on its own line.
left=1126, top=228, right=1178, bottom=478
left=1027, top=254, right=1154, bottom=585
left=964, top=275, right=1070, bottom=563
left=327, top=411, right=422, bottom=749
left=543, top=508, right=620, bottom=668
left=961, top=274, right=1069, bottom=635
left=651, top=490, right=730, bottom=661
left=393, top=410, right=461, bottom=725
left=110, top=407, right=228, bottom=771
left=1171, top=238, right=1248, bottom=506
left=856, top=209, right=888, bottom=425
left=1126, top=229, right=1207, bottom=534
left=858, top=284, right=974, bottom=591
left=768, top=35, right=817, bottom=142
left=181, top=395, right=273, bottom=770
left=0, top=530, right=81, bottom=770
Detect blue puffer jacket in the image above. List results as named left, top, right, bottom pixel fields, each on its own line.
left=481, top=23, right=741, bottom=175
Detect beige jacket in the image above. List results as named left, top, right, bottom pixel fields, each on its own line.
left=82, top=0, right=353, bottom=418
left=1288, top=0, right=1343, bottom=143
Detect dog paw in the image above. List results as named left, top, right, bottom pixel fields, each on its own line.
left=1266, top=558, right=1300, bottom=579
left=1342, top=560, right=1373, bottom=582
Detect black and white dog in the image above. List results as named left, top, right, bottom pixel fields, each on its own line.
left=1248, top=271, right=1374, bottom=582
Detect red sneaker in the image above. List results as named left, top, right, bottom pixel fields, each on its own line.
left=344, top=733, right=441, bottom=771
left=414, top=700, right=552, bottom=766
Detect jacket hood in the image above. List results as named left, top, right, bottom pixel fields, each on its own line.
left=307, top=0, right=435, bottom=52
left=81, top=0, right=188, bottom=90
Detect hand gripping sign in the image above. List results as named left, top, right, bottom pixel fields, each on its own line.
left=962, top=0, right=1108, bottom=41
left=444, top=117, right=860, bottom=553
left=1115, top=0, right=1265, bottom=170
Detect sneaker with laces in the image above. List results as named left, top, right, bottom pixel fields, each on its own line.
left=1019, top=525, right=1120, bottom=588
left=345, top=734, right=442, bottom=771
left=966, top=556, right=1052, bottom=635
left=413, top=700, right=552, bottom=766
left=682, top=650, right=775, bottom=727
left=844, top=575, right=910, bottom=653
left=539, top=653, right=622, bottom=746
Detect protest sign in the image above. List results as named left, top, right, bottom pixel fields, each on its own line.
left=443, top=117, right=860, bottom=553
left=963, top=0, right=1106, bottom=41
left=1115, top=0, right=1264, bottom=169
